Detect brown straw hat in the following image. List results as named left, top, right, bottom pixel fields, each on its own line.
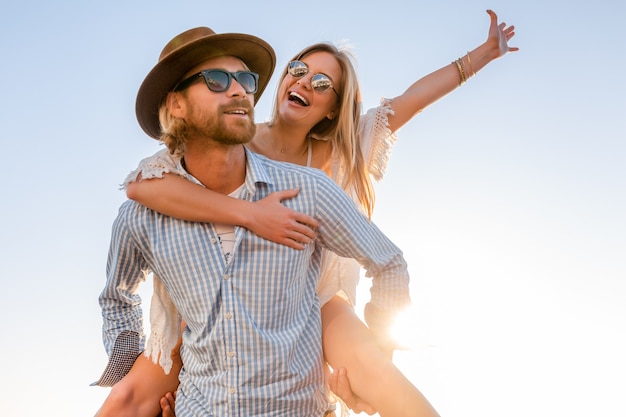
left=136, top=27, right=276, bottom=139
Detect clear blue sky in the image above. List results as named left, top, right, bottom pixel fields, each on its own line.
left=1, top=1, right=624, bottom=416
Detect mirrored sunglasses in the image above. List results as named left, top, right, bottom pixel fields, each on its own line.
left=175, top=69, right=259, bottom=94
left=287, top=60, right=339, bottom=96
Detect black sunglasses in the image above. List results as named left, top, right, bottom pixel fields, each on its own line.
left=287, top=60, right=339, bottom=97
left=175, top=69, right=259, bottom=94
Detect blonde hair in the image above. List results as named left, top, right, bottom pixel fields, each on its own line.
left=270, top=43, right=375, bottom=218
left=158, top=94, right=187, bottom=156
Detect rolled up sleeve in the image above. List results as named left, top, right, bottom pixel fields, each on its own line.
left=93, top=202, right=149, bottom=386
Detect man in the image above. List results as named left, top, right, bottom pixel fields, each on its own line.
left=95, top=27, right=411, bottom=417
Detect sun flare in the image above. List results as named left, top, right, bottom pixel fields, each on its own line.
left=389, top=307, right=424, bottom=350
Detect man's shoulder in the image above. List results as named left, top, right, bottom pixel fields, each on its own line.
left=117, top=198, right=141, bottom=212
left=111, top=200, right=167, bottom=243
left=114, top=199, right=153, bottom=224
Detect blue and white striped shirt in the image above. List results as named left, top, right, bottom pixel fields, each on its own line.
left=99, top=148, right=410, bottom=417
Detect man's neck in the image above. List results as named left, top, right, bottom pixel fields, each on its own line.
left=183, top=143, right=247, bottom=195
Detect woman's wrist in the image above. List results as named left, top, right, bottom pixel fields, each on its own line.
left=237, top=199, right=257, bottom=230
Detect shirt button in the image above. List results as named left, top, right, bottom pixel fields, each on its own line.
left=230, top=387, right=236, bottom=394
left=211, top=238, right=217, bottom=244
left=225, top=312, right=232, bottom=319
left=228, top=351, right=235, bottom=358
left=224, top=274, right=230, bottom=280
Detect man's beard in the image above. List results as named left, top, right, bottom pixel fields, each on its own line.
left=187, top=101, right=256, bottom=146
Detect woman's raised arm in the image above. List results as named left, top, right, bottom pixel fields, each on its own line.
left=387, top=9, right=518, bottom=133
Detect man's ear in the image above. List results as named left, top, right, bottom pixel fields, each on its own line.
left=166, top=92, right=185, bottom=118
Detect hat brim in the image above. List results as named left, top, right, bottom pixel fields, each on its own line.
left=136, top=33, right=275, bottom=139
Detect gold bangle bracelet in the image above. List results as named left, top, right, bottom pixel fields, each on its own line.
left=466, top=51, right=476, bottom=77
left=453, top=58, right=466, bottom=85
left=453, top=59, right=462, bottom=85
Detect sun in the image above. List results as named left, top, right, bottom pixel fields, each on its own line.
left=389, top=306, right=424, bottom=350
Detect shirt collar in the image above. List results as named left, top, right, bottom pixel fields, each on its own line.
left=175, top=147, right=275, bottom=197
left=243, top=147, right=274, bottom=196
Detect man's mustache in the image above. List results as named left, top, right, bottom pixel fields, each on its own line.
left=220, top=99, right=254, bottom=115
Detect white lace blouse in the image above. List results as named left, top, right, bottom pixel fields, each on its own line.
left=123, top=99, right=398, bottom=373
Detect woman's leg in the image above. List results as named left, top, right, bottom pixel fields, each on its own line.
left=321, top=296, right=440, bottom=417
left=94, top=347, right=182, bottom=417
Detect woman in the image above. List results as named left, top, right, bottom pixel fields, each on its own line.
left=100, top=9, right=517, bottom=417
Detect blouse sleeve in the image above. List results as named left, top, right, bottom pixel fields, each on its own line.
left=144, top=275, right=182, bottom=375
left=359, top=98, right=399, bottom=182
left=120, top=148, right=184, bottom=190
